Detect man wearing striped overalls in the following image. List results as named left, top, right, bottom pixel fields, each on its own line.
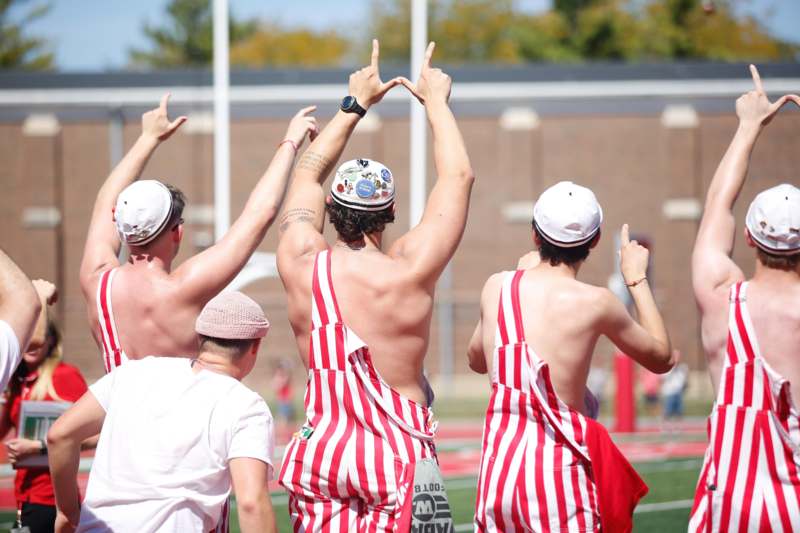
left=468, top=182, right=676, bottom=531
left=78, top=95, right=317, bottom=532
left=276, top=40, right=471, bottom=532
left=689, top=66, right=800, bottom=532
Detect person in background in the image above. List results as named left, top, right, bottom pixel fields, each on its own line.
left=270, top=359, right=294, bottom=442
left=641, top=367, right=662, bottom=419
left=0, top=281, right=87, bottom=533
left=661, top=352, right=689, bottom=425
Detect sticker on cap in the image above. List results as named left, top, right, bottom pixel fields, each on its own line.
left=381, top=168, right=392, bottom=183
left=356, top=179, right=376, bottom=199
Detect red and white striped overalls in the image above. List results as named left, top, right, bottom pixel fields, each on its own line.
left=689, top=282, right=800, bottom=532
left=475, top=270, right=600, bottom=532
left=95, top=268, right=231, bottom=533
left=279, top=250, right=438, bottom=532
left=96, top=268, right=128, bottom=374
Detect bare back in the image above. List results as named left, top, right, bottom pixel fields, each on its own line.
left=86, top=264, right=203, bottom=360
left=284, top=247, right=434, bottom=405
left=700, top=272, right=800, bottom=401
left=479, top=269, right=609, bottom=414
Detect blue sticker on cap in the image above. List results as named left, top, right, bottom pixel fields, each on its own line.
left=381, top=168, right=392, bottom=183
left=355, top=179, right=376, bottom=199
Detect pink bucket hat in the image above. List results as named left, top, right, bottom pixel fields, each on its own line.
left=195, top=291, right=269, bottom=340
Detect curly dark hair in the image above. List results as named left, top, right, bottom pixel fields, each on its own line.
left=326, top=201, right=395, bottom=243
left=164, top=183, right=186, bottom=229
left=533, top=224, right=595, bottom=267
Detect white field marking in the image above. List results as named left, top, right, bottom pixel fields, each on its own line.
left=450, top=500, right=695, bottom=531
left=634, top=499, right=695, bottom=514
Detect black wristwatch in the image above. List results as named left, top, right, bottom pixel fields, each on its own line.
left=340, top=96, right=366, bottom=117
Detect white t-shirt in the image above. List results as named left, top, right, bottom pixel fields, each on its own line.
left=78, top=357, right=274, bottom=533
left=0, top=320, right=21, bottom=393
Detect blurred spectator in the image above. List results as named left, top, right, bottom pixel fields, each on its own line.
left=641, top=368, right=661, bottom=418
left=662, top=357, right=689, bottom=421
left=271, top=359, right=295, bottom=440
left=0, top=282, right=86, bottom=533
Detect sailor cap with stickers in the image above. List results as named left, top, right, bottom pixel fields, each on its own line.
left=330, top=158, right=395, bottom=212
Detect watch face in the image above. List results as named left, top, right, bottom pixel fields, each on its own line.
left=342, top=96, right=355, bottom=110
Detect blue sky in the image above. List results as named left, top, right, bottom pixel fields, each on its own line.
left=9, top=0, right=800, bottom=71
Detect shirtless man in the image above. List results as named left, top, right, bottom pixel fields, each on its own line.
left=468, top=181, right=674, bottom=531
left=79, top=94, right=317, bottom=369
left=688, top=67, right=800, bottom=532
left=276, top=40, right=471, bottom=531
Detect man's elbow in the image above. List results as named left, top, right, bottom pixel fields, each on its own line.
left=236, top=494, right=266, bottom=517
left=650, top=343, right=676, bottom=374
left=468, top=351, right=488, bottom=375
left=47, top=419, right=74, bottom=450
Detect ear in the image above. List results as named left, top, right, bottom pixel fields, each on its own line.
left=589, top=229, right=601, bottom=249
left=532, top=229, right=542, bottom=247
left=173, top=225, right=184, bottom=243
left=325, top=195, right=333, bottom=206
left=250, top=338, right=262, bottom=355
left=391, top=203, right=397, bottom=216
left=744, top=227, right=756, bottom=248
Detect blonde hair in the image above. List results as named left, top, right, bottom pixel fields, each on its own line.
left=16, top=319, right=64, bottom=402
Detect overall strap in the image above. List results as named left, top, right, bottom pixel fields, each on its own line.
left=310, top=249, right=343, bottom=329
left=495, top=270, right=526, bottom=347
left=96, top=268, right=123, bottom=373
left=726, top=281, right=757, bottom=366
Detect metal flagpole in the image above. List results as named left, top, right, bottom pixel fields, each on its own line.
left=409, top=0, right=427, bottom=228
left=213, top=0, right=230, bottom=242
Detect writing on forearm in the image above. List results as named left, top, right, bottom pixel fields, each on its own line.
left=279, top=208, right=318, bottom=233
left=297, top=151, right=332, bottom=175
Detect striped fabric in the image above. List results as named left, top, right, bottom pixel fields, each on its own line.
left=689, top=282, right=800, bottom=532
left=95, top=269, right=128, bottom=374
left=475, top=270, right=600, bottom=532
left=95, top=268, right=230, bottom=533
left=279, top=249, right=439, bottom=532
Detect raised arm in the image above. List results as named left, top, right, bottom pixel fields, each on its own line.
left=172, top=107, right=318, bottom=303
left=692, top=65, right=796, bottom=306
left=277, top=39, right=399, bottom=266
left=230, top=457, right=277, bottom=533
left=602, top=225, right=674, bottom=374
left=79, top=94, right=187, bottom=295
left=0, top=248, right=41, bottom=353
left=392, top=43, right=475, bottom=287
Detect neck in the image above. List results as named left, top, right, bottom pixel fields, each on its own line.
left=191, top=352, right=241, bottom=380
left=128, top=249, right=173, bottom=272
left=336, top=232, right=383, bottom=252
left=753, top=260, right=800, bottom=283
left=535, top=258, right=581, bottom=278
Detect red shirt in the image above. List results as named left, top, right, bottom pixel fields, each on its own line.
left=9, top=363, right=87, bottom=506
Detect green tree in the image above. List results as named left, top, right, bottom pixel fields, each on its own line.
left=230, top=26, right=349, bottom=68
left=370, top=0, right=796, bottom=64
left=129, top=0, right=255, bottom=68
left=0, top=0, right=53, bottom=70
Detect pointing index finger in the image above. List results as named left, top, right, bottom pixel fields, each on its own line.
left=750, top=64, right=764, bottom=93
left=159, top=93, right=171, bottom=111
left=423, top=41, right=435, bottom=69
left=621, top=224, right=630, bottom=245
left=371, top=39, right=379, bottom=69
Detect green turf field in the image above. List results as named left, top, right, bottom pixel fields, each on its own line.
left=0, top=457, right=701, bottom=532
